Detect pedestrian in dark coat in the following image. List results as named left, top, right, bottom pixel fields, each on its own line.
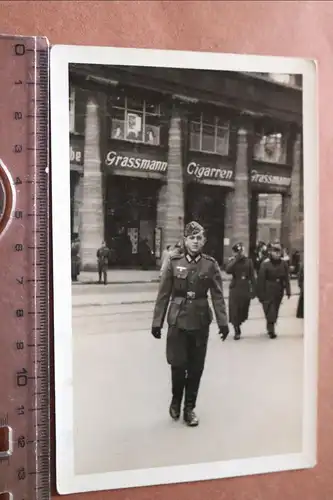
left=253, top=241, right=269, bottom=274
left=71, top=238, right=81, bottom=282
left=257, top=242, right=291, bottom=339
left=151, top=221, right=229, bottom=427
left=296, top=263, right=304, bottom=319
left=96, top=241, right=110, bottom=285
left=225, top=242, right=256, bottom=340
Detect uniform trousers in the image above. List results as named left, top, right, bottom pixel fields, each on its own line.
left=98, top=264, right=108, bottom=284
left=170, top=328, right=209, bottom=410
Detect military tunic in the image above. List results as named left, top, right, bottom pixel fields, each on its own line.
left=152, top=252, right=228, bottom=363
left=257, top=257, right=291, bottom=325
left=225, top=255, right=256, bottom=326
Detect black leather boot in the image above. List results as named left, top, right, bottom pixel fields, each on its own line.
left=169, top=398, right=181, bottom=420
left=183, top=408, right=199, bottom=427
left=234, top=326, right=241, bottom=340
left=267, top=323, right=277, bottom=339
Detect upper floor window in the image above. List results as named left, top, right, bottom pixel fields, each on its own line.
left=189, top=113, right=230, bottom=156
left=69, top=86, right=76, bottom=133
left=268, top=73, right=302, bottom=88
left=111, top=95, right=161, bottom=146
left=253, top=128, right=288, bottom=164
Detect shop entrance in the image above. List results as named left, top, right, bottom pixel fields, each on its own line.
left=105, top=175, right=160, bottom=269
left=185, top=183, right=226, bottom=265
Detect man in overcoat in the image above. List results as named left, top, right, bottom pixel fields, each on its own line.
left=96, top=241, right=110, bottom=285
left=296, top=262, right=304, bottom=319
left=71, top=237, right=81, bottom=282
left=257, top=242, right=291, bottom=339
left=225, top=242, right=256, bottom=340
left=151, top=221, right=229, bottom=427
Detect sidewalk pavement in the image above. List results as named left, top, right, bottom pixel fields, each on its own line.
left=73, top=268, right=298, bottom=286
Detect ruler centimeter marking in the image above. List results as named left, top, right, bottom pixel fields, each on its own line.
left=0, top=36, right=50, bottom=500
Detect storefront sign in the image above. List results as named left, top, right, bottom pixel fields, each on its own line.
left=251, top=169, right=291, bottom=188
left=187, top=161, right=233, bottom=182
left=154, top=227, right=162, bottom=259
left=105, top=150, right=167, bottom=174
left=105, top=149, right=234, bottom=183
left=70, top=135, right=84, bottom=166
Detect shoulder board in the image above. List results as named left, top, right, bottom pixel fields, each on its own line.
left=170, top=253, right=184, bottom=260
left=202, top=253, right=216, bottom=263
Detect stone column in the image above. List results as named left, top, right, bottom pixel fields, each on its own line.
left=80, top=94, right=105, bottom=271
left=280, top=192, right=292, bottom=251
left=290, top=132, right=303, bottom=252
left=231, top=127, right=251, bottom=251
left=223, top=190, right=234, bottom=263
left=157, top=103, right=185, bottom=250
left=249, top=191, right=258, bottom=255
left=73, top=174, right=83, bottom=236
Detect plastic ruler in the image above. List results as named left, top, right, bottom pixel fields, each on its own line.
left=0, top=35, right=50, bottom=500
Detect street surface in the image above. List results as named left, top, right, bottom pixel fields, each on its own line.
left=71, top=281, right=304, bottom=476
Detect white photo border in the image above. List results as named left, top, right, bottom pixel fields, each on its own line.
left=50, top=45, right=318, bottom=495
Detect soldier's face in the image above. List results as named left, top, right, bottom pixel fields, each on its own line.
left=271, top=250, right=281, bottom=260
left=184, top=232, right=206, bottom=255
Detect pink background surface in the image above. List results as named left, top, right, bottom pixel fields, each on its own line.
left=0, top=1, right=328, bottom=499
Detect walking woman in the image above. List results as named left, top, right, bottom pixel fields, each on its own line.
left=225, top=242, right=256, bottom=340
left=257, top=242, right=291, bottom=339
left=296, top=262, right=304, bottom=319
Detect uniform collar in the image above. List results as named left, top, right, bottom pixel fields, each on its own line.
left=185, top=253, right=202, bottom=263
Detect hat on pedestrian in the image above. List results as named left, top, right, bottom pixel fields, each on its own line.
left=271, top=242, right=282, bottom=252
left=232, top=242, right=243, bottom=253
left=184, top=221, right=205, bottom=237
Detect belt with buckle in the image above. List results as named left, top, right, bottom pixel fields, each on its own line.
left=173, top=291, right=207, bottom=300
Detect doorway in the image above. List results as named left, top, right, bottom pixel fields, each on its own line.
left=105, top=175, right=160, bottom=268
left=185, top=183, right=226, bottom=265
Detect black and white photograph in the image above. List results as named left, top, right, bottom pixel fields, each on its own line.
left=50, top=46, right=318, bottom=494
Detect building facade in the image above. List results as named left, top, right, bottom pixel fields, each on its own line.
left=256, top=193, right=282, bottom=243
left=69, top=64, right=304, bottom=271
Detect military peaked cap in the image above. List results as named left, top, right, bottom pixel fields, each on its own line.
left=184, top=221, right=205, bottom=237
left=271, top=242, right=282, bottom=251
left=232, top=242, right=243, bottom=253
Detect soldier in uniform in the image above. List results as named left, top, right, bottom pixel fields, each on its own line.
left=225, top=242, right=256, bottom=340
left=71, top=237, right=81, bottom=282
left=151, top=221, right=229, bottom=427
left=257, top=242, right=291, bottom=339
left=253, top=241, right=269, bottom=274
left=296, top=262, right=304, bottom=319
left=96, top=241, right=110, bottom=285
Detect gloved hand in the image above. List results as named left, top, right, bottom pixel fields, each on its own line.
left=219, top=325, right=229, bottom=341
left=151, top=327, right=162, bottom=339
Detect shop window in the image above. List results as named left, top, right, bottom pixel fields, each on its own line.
left=253, top=128, right=288, bottom=164
left=111, top=95, right=161, bottom=146
left=258, top=195, right=268, bottom=219
left=69, top=86, right=76, bottom=133
left=189, top=113, right=230, bottom=155
left=269, top=228, right=279, bottom=241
